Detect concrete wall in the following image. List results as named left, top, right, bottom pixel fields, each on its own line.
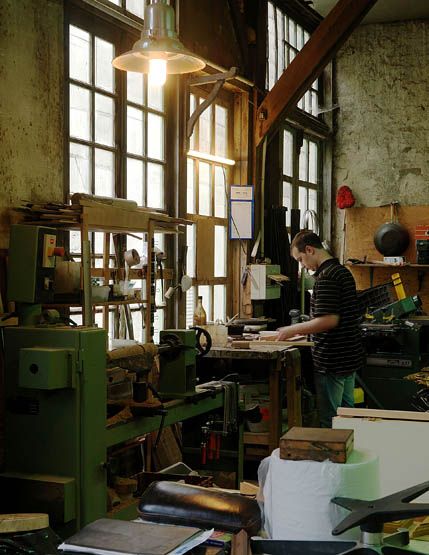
left=0, top=0, right=64, bottom=248
left=332, top=20, right=429, bottom=249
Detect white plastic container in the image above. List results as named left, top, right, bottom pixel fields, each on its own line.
left=91, top=285, right=110, bottom=302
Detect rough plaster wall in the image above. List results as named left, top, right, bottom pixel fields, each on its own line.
left=332, top=20, right=429, bottom=252
left=0, top=0, right=64, bottom=248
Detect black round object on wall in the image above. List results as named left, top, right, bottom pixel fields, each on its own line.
left=374, top=222, right=410, bottom=256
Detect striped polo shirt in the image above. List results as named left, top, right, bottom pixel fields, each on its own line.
left=310, top=258, right=364, bottom=375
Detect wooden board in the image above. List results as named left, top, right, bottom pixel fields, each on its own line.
left=345, top=205, right=429, bottom=309
left=0, top=513, right=49, bottom=533
left=279, top=427, right=354, bottom=463
left=337, top=407, right=429, bottom=422
left=254, top=339, right=314, bottom=347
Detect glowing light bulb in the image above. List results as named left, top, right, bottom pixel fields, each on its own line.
left=148, top=58, right=167, bottom=86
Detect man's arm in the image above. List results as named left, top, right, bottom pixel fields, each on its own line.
left=276, top=314, right=340, bottom=341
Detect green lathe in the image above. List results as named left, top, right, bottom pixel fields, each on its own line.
left=0, top=225, right=230, bottom=536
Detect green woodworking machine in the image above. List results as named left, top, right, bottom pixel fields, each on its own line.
left=0, top=225, right=225, bottom=536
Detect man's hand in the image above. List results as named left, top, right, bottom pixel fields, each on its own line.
left=275, top=314, right=340, bottom=341
left=276, top=326, right=296, bottom=341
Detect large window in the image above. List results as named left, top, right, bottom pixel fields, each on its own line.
left=67, top=6, right=167, bottom=342
left=282, top=128, right=321, bottom=229
left=185, top=93, right=233, bottom=327
left=267, top=1, right=320, bottom=116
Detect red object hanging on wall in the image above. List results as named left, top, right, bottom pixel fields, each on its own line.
left=336, top=185, right=356, bottom=209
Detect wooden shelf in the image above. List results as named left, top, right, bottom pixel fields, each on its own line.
left=45, top=299, right=149, bottom=308
left=90, top=267, right=174, bottom=280
left=346, top=263, right=429, bottom=269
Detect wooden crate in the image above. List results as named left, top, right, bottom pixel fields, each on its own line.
left=279, top=427, right=354, bottom=463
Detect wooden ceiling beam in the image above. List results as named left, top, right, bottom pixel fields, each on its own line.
left=255, top=0, right=378, bottom=146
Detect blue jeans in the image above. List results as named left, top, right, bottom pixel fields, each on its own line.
left=314, top=372, right=356, bottom=428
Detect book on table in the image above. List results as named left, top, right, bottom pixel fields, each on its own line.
left=58, top=518, right=204, bottom=555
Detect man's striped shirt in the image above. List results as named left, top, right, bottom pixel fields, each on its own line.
left=310, top=258, right=364, bottom=375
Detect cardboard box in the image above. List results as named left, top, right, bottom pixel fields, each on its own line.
left=279, top=427, right=354, bottom=463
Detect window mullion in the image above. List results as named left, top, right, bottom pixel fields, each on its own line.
left=90, top=34, right=96, bottom=195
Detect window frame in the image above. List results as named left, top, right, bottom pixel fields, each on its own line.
left=264, top=0, right=332, bottom=240
left=184, top=86, right=235, bottom=326
left=64, top=2, right=172, bottom=341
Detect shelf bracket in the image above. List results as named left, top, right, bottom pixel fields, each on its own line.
left=186, top=67, right=238, bottom=140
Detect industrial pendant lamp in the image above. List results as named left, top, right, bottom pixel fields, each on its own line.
left=112, top=0, right=206, bottom=86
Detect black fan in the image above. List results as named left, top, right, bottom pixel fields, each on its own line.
left=251, top=481, right=429, bottom=555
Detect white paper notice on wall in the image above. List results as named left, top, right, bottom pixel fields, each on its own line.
left=229, top=185, right=254, bottom=240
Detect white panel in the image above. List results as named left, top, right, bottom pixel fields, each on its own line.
left=333, top=416, right=429, bottom=502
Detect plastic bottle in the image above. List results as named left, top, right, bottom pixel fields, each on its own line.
left=193, top=296, right=207, bottom=326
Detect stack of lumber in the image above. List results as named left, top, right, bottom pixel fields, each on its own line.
left=13, top=201, right=81, bottom=226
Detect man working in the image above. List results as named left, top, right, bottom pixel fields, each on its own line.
left=277, top=230, right=364, bottom=427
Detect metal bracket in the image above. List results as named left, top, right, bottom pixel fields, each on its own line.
left=186, top=67, right=238, bottom=139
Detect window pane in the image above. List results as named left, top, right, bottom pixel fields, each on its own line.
left=127, top=157, right=144, bottom=205
left=282, top=181, right=292, bottom=227
left=186, top=286, right=196, bottom=328
left=127, top=232, right=144, bottom=254
left=95, top=149, right=115, bottom=197
left=147, top=162, right=164, bottom=209
left=214, top=285, right=226, bottom=323
left=126, top=0, right=144, bottom=18
left=94, top=231, right=105, bottom=257
left=127, top=106, right=143, bottom=155
left=155, top=278, right=164, bottom=306
left=214, top=166, right=227, bottom=218
left=309, top=189, right=317, bottom=213
left=296, top=24, right=304, bottom=49
left=95, top=37, right=114, bottom=92
left=311, top=91, right=318, bottom=115
left=131, top=306, right=145, bottom=343
left=186, top=225, right=196, bottom=278
left=147, top=113, right=164, bottom=160
left=153, top=308, right=164, bottom=344
left=70, top=142, right=91, bottom=194
left=267, top=1, right=276, bottom=89
left=69, top=230, right=81, bottom=254
left=299, top=139, right=309, bottom=181
left=276, top=7, right=284, bottom=78
left=187, top=158, right=196, bottom=214
left=70, top=84, right=91, bottom=140
left=199, top=102, right=211, bottom=153
left=309, top=141, right=318, bottom=184
left=283, top=130, right=293, bottom=177
left=69, top=26, right=90, bottom=84
left=289, top=19, right=296, bottom=48
left=95, top=93, right=114, bottom=146
left=299, top=186, right=307, bottom=213
left=198, top=162, right=211, bottom=216
left=127, top=72, right=144, bottom=105
left=198, top=285, right=211, bottom=321
left=215, top=105, right=227, bottom=157
left=154, top=232, right=164, bottom=252
left=214, top=225, right=227, bottom=277
left=148, top=83, right=164, bottom=111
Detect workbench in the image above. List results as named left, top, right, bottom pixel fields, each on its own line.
left=202, top=346, right=302, bottom=457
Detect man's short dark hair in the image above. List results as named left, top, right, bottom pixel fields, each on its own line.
left=290, top=230, right=323, bottom=253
